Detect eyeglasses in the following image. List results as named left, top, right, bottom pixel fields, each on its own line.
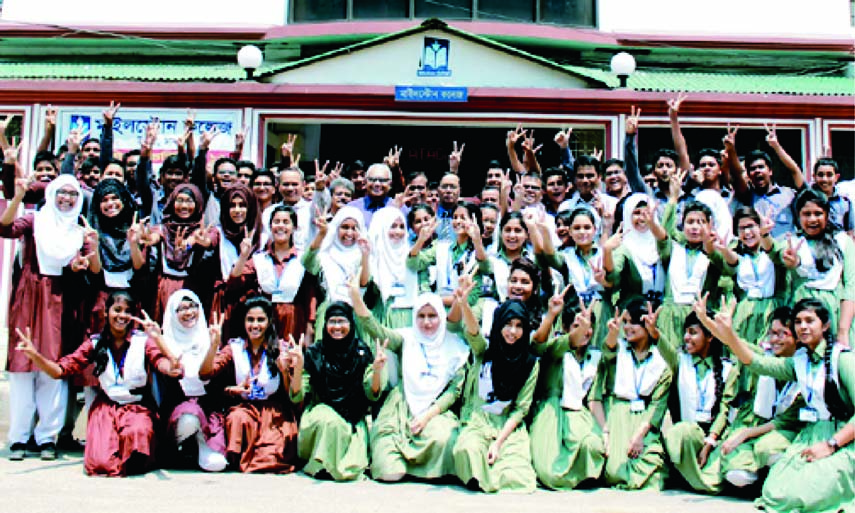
left=217, top=169, right=238, bottom=177
left=56, top=190, right=80, bottom=198
left=521, top=185, right=542, bottom=191
left=176, top=303, right=200, bottom=313
left=407, top=185, right=426, bottom=191
left=367, top=177, right=391, bottom=184
left=254, top=181, right=274, bottom=188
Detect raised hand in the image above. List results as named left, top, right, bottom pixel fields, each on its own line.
left=723, top=123, right=739, bottom=150
left=592, top=261, right=609, bottom=287
left=667, top=168, right=686, bottom=200
left=606, top=309, right=624, bottom=337
left=667, top=92, right=688, bottom=115
left=603, top=224, right=623, bottom=251
left=66, top=129, right=82, bottom=154
left=3, top=138, right=22, bottom=166
left=13, top=175, right=34, bottom=199
left=199, top=126, right=219, bottom=150
left=286, top=334, right=305, bottom=372
left=506, top=123, right=525, bottom=147
left=312, top=205, right=329, bottom=234
left=714, top=296, right=737, bottom=332
left=281, top=134, right=297, bottom=158
left=641, top=301, right=662, bottom=338
left=764, top=123, right=779, bottom=148
left=626, top=106, right=641, bottom=135
left=448, top=141, right=465, bottom=172
left=548, top=284, right=572, bottom=317
left=189, top=222, right=214, bottom=249
left=208, top=311, right=225, bottom=344
left=759, top=213, right=775, bottom=237
left=314, top=159, right=330, bottom=190
left=80, top=215, right=99, bottom=247
left=239, top=226, right=256, bottom=256
left=44, top=105, right=57, bottom=131
left=70, top=252, right=92, bottom=272
left=329, top=161, right=343, bottom=182
left=463, top=214, right=482, bottom=243
left=521, top=130, right=542, bottom=154
left=131, top=310, right=162, bottom=339
left=416, top=216, right=438, bottom=244
left=554, top=126, right=572, bottom=149
left=184, top=109, right=196, bottom=131
left=234, top=123, right=248, bottom=151
left=590, top=147, right=603, bottom=162
left=357, top=235, right=371, bottom=257
left=103, top=100, right=121, bottom=124
left=781, top=234, right=803, bottom=269
left=454, top=272, right=477, bottom=303
left=384, top=145, right=403, bottom=169
left=373, top=339, right=389, bottom=371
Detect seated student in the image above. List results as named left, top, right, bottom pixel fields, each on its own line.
left=718, top=307, right=803, bottom=488
left=710, top=298, right=854, bottom=513
left=288, top=301, right=388, bottom=481
left=452, top=278, right=540, bottom=493
left=16, top=291, right=171, bottom=476
left=591, top=298, right=672, bottom=490
left=146, top=289, right=228, bottom=472
left=198, top=296, right=299, bottom=474
left=351, top=282, right=469, bottom=482
left=530, top=293, right=606, bottom=490
left=658, top=308, right=739, bottom=494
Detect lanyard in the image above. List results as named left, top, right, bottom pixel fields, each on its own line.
left=686, top=248, right=699, bottom=280
left=112, top=349, right=127, bottom=384
left=246, top=348, right=265, bottom=381
left=633, top=354, right=650, bottom=398
left=804, top=357, right=819, bottom=406
left=695, top=361, right=708, bottom=413
left=574, top=249, right=593, bottom=292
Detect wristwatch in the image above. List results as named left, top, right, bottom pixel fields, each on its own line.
left=827, top=437, right=840, bottom=453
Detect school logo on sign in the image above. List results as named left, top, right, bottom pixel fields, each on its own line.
left=418, top=37, right=451, bottom=77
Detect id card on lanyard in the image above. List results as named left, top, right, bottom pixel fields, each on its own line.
left=799, top=359, right=820, bottom=423
left=695, top=365, right=712, bottom=423
left=247, top=349, right=266, bottom=400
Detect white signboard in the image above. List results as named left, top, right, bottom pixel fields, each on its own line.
left=56, top=107, right=244, bottom=170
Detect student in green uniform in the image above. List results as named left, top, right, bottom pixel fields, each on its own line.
left=537, top=207, right=613, bottom=347
left=590, top=297, right=672, bottom=490
left=451, top=277, right=539, bottom=493
left=718, top=306, right=804, bottom=488
left=782, top=188, right=855, bottom=348
left=287, top=301, right=388, bottom=481
left=349, top=282, right=469, bottom=482
left=407, top=201, right=490, bottom=313
left=530, top=292, right=606, bottom=489
left=720, top=206, right=786, bottom=344
left=658, top=308, right=739, bottom=494
left=604, top=193, right=665, bottom=309
left=712, top=298, right=854, bottom=513
left=656, top=170, right=727, bottom=359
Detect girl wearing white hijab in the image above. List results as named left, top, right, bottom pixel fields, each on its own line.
left=367, top=207, right=419, bottom=329
left=303, top=205, right=370, bottom=340
left=1, top=174, right=97, bottom=461
left=604, top=193, right=665, bottom=309
left=150, top=289, right=228, bottom=472
left=351, top=283, right=469, bottom=482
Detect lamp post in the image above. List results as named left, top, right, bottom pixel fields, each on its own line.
left=610, top=52, right=636, bottom=89
left=237, top=45, right=264, bottom=80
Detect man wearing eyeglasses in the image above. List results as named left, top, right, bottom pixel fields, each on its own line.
left=346, top=163, right=406, bottom=228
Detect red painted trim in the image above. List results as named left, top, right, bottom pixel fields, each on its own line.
left=0, top=21, right=272, bottom=40
left=0, top=80, right=850, bottom=119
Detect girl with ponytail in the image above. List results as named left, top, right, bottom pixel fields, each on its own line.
left=659, top=305, right=738, bottom=494
left=783, top=188, right=855, bottom=347
left=712, top=298, right=855, bottom=512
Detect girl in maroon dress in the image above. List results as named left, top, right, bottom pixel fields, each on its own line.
left=148, top=184, right=218, bottom=322
left=15, top=290, right=179, bottom=476
left=148, top=289, right=228, bottom=472
left=198, top=296, right=300, bottom=473
left=1, top=175, right=98, bottom=461
left=228, top=205, right=318, bottom=342
left=211, top=185, right=261, bottom=336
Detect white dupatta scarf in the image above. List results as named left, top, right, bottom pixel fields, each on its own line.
left=34, top=175, right=84, bottom=276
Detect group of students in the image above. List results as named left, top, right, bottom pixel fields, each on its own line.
left=0, top=99, right=853, bottom=512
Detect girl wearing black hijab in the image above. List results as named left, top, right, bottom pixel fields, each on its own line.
left=451, top=276, right=539, bottom=493
left=288, top=301, right=388, bottom=480
left=87, top=178, right=140, bottom=335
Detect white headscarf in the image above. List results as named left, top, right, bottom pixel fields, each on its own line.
left=622, top=193, right=663, bottom=294
left=400, top=293, right=469, bottom=418
left=368, top=207, right=409, bottom=302
left=161, top=289, right=210, bottom=397
left=695, top=189, right=733, bottom=245
left=319, top=205, right=366, bottom=303
left=34, top=175, right=84, bottom=276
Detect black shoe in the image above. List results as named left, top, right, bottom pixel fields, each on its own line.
left=57, top=436, right=85, bottom=452
left=8, top=443, right=27, bottom=461
left=39, top=442, right=57, bottom=461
